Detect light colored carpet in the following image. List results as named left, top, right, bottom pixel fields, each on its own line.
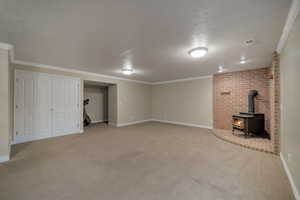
left=0, top=122, right=294, bottom=200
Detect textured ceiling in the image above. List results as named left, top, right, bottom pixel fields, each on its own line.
left=0, top=0, right=291, bottom=82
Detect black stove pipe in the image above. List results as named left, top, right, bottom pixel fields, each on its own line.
left=248, top=90, right=258, bottom=113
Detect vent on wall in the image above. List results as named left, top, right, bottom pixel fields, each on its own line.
left=221, top=91, right=231, bottom=95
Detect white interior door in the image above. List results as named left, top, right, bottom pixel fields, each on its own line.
left=52, top=75, right=80, bottom=136
left=15, top=70, right=35, bottom=143
left=34, top=73, right=52, bottom=139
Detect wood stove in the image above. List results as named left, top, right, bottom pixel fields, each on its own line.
left=232, top=90, right=268, bottom=138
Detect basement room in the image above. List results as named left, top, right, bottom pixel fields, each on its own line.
left=0, top=0, right=299, bottom=199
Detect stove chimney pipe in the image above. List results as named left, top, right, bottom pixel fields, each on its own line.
left=248, top=90, right=258, bottom=113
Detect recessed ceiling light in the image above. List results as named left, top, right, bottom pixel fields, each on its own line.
left=188, top=47, right=208, bottom=58
left=122, top=68, right=133, bottom=75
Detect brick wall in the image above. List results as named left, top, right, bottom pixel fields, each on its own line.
left=213, top=53, right=280, bottom=154
left=213, top=68, right=271, bottom=133
left=213, top=57, right=280, bottom=154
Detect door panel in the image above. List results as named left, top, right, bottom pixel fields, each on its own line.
left=15, top=71, right=35, bottom=142
left=34, top=73, right=52, bottom=138
left=52, top=77, right=66, bottom=136
left=52, top=76, right=80, bottom=136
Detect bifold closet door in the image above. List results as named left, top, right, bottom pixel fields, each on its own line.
left=34, top=73, right=52, bottom=139
left=15, top=71, right=52, bottom=143
left=15, top=70, right=80, bottom=144
left=15, top=70, right=35, bottom=142
left=51, top=76, right=80, bottom=137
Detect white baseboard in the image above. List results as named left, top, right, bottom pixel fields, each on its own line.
left=280, top=152, right=300, bottom=200
left=0, top=155, right=10, bottom=163
left=110, top=119, right=212, bottom=129
left=11, top=129, right=82, bottom=145
left=117, top=119, right=152, bottom=127
left=108, top=122, right=117, bottom=127
left=92, top=120, right=107, bottom=124
left=151, top=119, right=212, bottom=129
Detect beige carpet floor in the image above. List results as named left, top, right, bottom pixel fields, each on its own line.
left=0, top=122, right=294, bottom=200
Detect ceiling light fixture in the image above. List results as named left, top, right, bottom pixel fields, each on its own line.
left=122, top=67, right=134, bottom=75
left=188, top=47, right=208, bottom=58
left=218, top=65, right=224, bottom=73
left=240, top=56, right=246, bottom=64
left=240, top=60, right=246, bottom=64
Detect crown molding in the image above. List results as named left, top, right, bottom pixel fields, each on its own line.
left=12, top=59, right=213, bottom=85
left=277, top=0, right=300, bottom=53
left=0, top=42, right=13, bottom=50
left=5, top=43, right=151, bottom=85
left=0, top=42, right=15, bottom=63
left=12, top=60, right=152, bottom=85
left=12, top=58, right=213, bottom=85
left=152, top=75, right=213, bottom=85
left=7, top=43, right=213, bottom=85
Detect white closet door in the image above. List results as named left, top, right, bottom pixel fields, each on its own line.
left=14, top=70, right=80, bottom=144
left=15, top=70, right=35, bottom=143
left=52, top=76, right=80, bottom=136
left=33, top=73, right=52, bottom=139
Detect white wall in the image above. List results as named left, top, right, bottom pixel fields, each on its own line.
left=280, top=9, right=300, bottom=195
left=108, top=85, right=118, bottom=125
left=152, top=77, right=213, bottom=128
left=118, top=81, right=152, bottom=125
left=84, top=86, right=108, bottom=123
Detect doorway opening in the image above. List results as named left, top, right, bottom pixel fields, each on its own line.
left=83, top=80, right=117, bottom=130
